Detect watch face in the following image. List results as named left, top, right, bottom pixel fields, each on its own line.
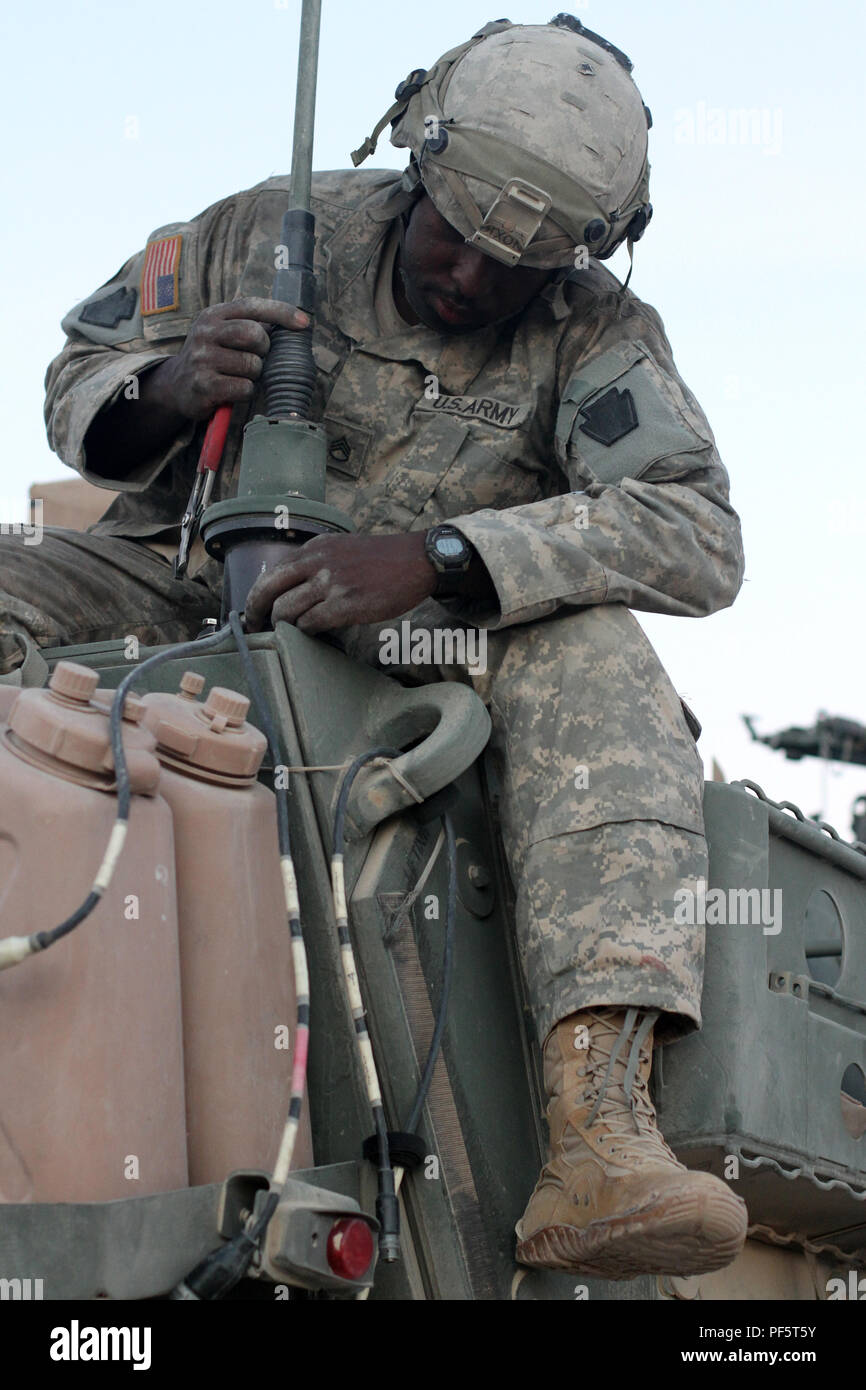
left=435, top=535, right=466, bottom=558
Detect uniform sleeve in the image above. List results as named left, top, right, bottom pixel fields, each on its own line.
left=444, top=299, right=744, bottom=630
left=43, top=337, right=193, bottom=493
left=43, top=198, right=234, bottom=492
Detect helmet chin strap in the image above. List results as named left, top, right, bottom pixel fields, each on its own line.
left=392, top=216, right=416, bottom=326
left=620, top=237, right=636, bottom=293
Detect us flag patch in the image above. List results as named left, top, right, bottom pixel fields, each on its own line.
left=141, top=234, right=182, bottom=315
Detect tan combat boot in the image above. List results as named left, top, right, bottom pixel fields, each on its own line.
left=515, top=1006, right=748, bottom=1279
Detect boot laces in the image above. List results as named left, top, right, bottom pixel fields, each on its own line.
left=579, top=1007, right=680, bottom=1165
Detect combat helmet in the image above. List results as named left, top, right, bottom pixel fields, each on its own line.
left=352, top=15, right=653, bottom=270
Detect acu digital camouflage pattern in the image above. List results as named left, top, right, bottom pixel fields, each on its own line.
left=2, top=168, right=745, bottom=1037
left=470, top=602, right=708, bottom=1041
left=0, top=529, right=215, bottom=677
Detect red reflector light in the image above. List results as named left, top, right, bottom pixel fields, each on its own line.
left=326, top=1217, right=374, bottom=1281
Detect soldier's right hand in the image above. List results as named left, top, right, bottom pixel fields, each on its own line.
left=155, top=298, right=310, bottom=421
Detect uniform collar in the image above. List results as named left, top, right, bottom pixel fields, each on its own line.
left=539, top=274, right=574, bottom=321
left=321, top=177, right=403, bottom=342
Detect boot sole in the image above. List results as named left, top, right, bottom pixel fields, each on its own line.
left=515, top=1186, right=748, bottom=1281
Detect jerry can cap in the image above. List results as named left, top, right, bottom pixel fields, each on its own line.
left=6, top=660, right=161, bottom=792
left=142, top=676, right=267, bottom=781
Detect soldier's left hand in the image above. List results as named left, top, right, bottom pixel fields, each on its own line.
left=244, top=532, right=437, bottom=633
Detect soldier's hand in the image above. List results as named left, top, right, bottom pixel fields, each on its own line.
left=244, top=533, right=438, bottom=634
left=154, top=298, right=310, bottom=421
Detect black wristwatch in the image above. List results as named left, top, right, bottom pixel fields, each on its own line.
left=424, top=524, right=475, bottom=597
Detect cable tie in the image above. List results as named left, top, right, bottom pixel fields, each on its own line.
left=373, top=757, right=425, bottom=804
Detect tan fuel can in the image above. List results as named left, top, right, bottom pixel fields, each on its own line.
left=141, top=673, right=313, bottom=1185
left=0, top=661, right=188, bottom=1202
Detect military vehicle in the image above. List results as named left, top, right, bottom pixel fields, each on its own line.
left=1, top=3, right=864, bottom=1305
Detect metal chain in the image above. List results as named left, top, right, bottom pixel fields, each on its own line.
left=736, top=1147, right=866, bottom=1200
left=747, top=1222, right=865, bottom=1268
left=733, top=778, right=866, bottom=856
left=732, top=1149, right=866, bottom=1265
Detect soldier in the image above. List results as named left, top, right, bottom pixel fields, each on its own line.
left=4, top=17, right=748, bottom=1277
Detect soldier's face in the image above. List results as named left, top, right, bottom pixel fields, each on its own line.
left=394, top=194, right=553, bottom=334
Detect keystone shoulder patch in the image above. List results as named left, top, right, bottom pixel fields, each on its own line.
left=416, top=394, right=531, bottom=429
left=141, top=234, right=182, bottom=315
left=79, top=286, right=138, bottom=329
left=578, top=386, right=639, bottom=446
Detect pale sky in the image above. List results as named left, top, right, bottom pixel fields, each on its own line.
left=1, top=0, right=864, bottom=835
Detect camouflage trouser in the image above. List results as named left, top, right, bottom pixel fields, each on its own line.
left=0, top=529, right=706, bottom=1044
left=0, top=529, right=218, bottom=675
left=474, top=603, right=707, bottom=1043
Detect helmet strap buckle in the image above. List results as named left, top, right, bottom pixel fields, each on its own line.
left=464, top=179, right=552, bottom=267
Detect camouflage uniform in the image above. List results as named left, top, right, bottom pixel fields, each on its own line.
left=5, top=169, right=744, bottom=1042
